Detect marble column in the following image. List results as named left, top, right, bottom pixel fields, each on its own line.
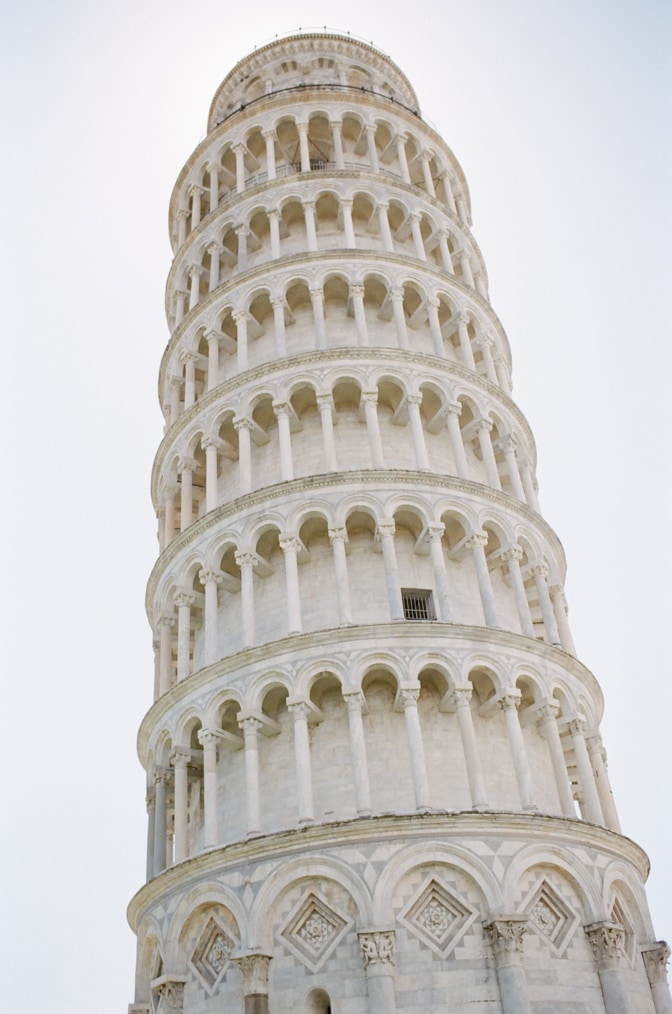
left=585, top=922, right=636, bottom=1014
left=475, top=419, right=501, bottom=490
left=343, top=691, right=371, bottom=815
left=153, top=769, right=169, bottom=875
left=310, top=287, right=327, bottom=349
left=297, top=122, right=310, bottom=172
left=365, top=124, right=379, bottom=172
left=400, top=687, right=431, bottom=810
left=207, top=242, right=220, bottom=291
left=288, top=702, right=314, bottom=824
left=329, top=526, right=352, bottom=625
left=239, top=717, right=262, bottom=836
left=587, top=734, right=621, bottom=832
left=376, top=521, right=404, bottom=620
left=199, top=567, right=222, bottom=666
left=350, top=284, right=368, bottom=345
left=171, top=750, right=190, bottom=863
left=530, top=564, right=561, bottom=645
left=445, top=402, right=469, bottom=478
left=395, top=132, right=411, bottom=182
left=198, top=729, right=219, bottom=848
left=377, top=201, right=394, bottom=251
left=390, top=288, right=409, bottom=349
left=207, top=161, right=219, bottom=208
left=484, top=918, right=532, bottom=1014
left=455, top=313, right=476, bottom=370
left=499, top=434, right=526, bottom=501
left=641, top=942, right=672, bottom=1014
left=232, top=310, right=249, bottom=371
left=501, top=546, right=535, bottom=638
left=231, top=954, right=272, bottom=1014
left=268, top=208, right=280, bottom=257
left=273, top=402, right=294, bottom=481
left=500, top=694, right=537, bottom=811
left=537, top=704, right=575, bottom=818
left=426, top=297, right=444, bottom=357
left=569, top=718, right=604, bottom=825
left=205, top=330, right=221, bottom=391
left=271, top=296, right=286, bottom=357
left=280, top=535, right=302, bottom=634
left=178, top=456, right=195, bottom=531
left=331, top=119, right=345, bottom=168
left=145, top=791, right=156, bottom=881
left=263, top=130, right=276, bottom=179
left=303, top=199, right=318, bottom=251
left=233, top=417, right=252, bottom=493
left=317, top=394, right=338, bottom=470
left=188, top=184, right=203, bottom=230
left=235, top=552, right=257, bottom=648
left=341, top=198, right=356, bottom=247
left=476, top=333, right=498, bottom=384
left=233, top=143, right=246, bottom=192
left=420, top=151, right=436, bottom=196
left=437, top=228, right=454, bottom=274
left=362, top=391, right=385, bottom=467
left=425, top=523, right=452, bottom=621
left=451, top=686, right=488, bottom=810
left=466, top=532, right=498, bottom=627
left=358, top=930, right=397, bottom=1014
left=158, top=615, right=174, bottom=695
left=188, top=265, right=203, bottom=310
left=174, top=591, right=194, bottom=681
left=202, top=436, right=220, bottom=512
left=406, top=395, right=429, bottom=469
left=549, top=584, right=576, bottom=655
left=409, top=212, right=426, bottom=260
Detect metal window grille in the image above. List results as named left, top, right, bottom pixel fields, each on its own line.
left=401, top=589, right=435, bottom=621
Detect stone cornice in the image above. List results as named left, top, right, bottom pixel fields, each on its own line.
left=153, top=348, right=533, bottom=500
left=135, top=620, right=601, bottom=762
left=146, top=469, right=563, bottom=604
left=126, top=810, right=649, bottom=931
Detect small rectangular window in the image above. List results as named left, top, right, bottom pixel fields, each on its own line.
left=401, top=588, right=435, bottom=621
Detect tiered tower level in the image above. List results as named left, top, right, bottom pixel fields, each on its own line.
left=128, top=33, right=671, bottom=1014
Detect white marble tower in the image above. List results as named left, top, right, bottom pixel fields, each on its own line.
left=127, top=31, right=671, bottom=1014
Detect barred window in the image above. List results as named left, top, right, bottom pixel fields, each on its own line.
left=401, top=589, right=435, bottom=621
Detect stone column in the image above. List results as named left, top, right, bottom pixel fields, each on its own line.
left=569, top=718, right=605, bottom=825
left=406, top=395, right=429, bottom=469
left=476, top=333, right=498, bottom=384
left=388, top=287, right=407, bottom=349
left=271, top=296, right=286, bottom=356
left=437, top=228, right=454, bottom=274
left=362, top=391, right=385, bottom=467
left=263, top=129, right=276, bottom=179
left=498, top=434, right=526, bottom=501
left=235, top=225, right=249, bottom=271
left=272, top=402, right=294, bottom=481
left=171, top=750, right=190, bottom=863
left=359, top=931, right=397, bottom=1013
left=445, top=402, right=469, bottom=478
left=400, top=687, right=431, bottom=810
left=199, top=568, right=222, bottom=666
left=205, top=330, right=221, bottom=391
left=501, top=546, right=535, bottom=638
left=484, top=918, right=532, bottom=1014
left=280, top=535, right=302, bottom=634
left=317, top=394, right=338, bottom=470
left=233, top=417, right=252, bottom=493
left=500, top=694, right=537, bottom=811
left=459, top=248, right=475, bottom=287
left=329, top=527, right=352, bottom=625
left=207, top=242, right=220, bottom=291
left=425, top=523, right=452, bottom=621
left=174, top=591, right=194, bottom=681
left=494, top=352, right=513, bottom=396
left=188, top=184, right=203, bottom=230
left=231, top=954, right=272, bottom=1014
left=466, top=532, right=498, bottom=627
left=310, top=287, right=327, bottom=349
left=420, top=151, right=436, bottom=196
left=235, top=552, right=257, bottom=648
left=365, top=124, right=379, bottom=172
left=331, top=119, right=345, bottom=168
left=169, top=377, right=182, bottom=424
left=233, top=143, right=246, bottom=192
left=426, top=297, right=444, bottom=356
left=158, top=615, right=174, bottom=695
left=163, top=486, right=177, bottom=547
left=410, top=212, right=426, bottom=260
left=443, top=172, right=458, bottom=214
left=239, top=717, right=262, bottom=836
left=177, top=208, right=188, bottom=246
left=202, top=436, right=220, bottom=512
left=641, top=942, right=672, bottom=1014
left=530, top=564, right=561, bottom=645
left=537, top=704, right=575, bottom=817
left=350, top=284, right=368, bottom=344
left=174, top=289, right=188, bottom=327
left=455, top=189, right=469, bottom=225
left=145, top=791, right=156, bottom=880
left=376, top=521, right=404, bottom=620
left=519, top=460, right=540, bottom=511
left=549, top=584, right=577, bottom=655
left=198, top=729, right=219, bottom=848
left=289, top=702, right=314, bottom=824
left=475, top=418, right=501, bottom=489
left=343, top=691, right=371, bottom=815
left=451, top=686, right=488, bottom=810
left=207, top=161, right=219, bottom=208
left=297, top=121, right=310, bottom=172
left=587, top=734, right=621, bottom=832
left=341, top=198, right=356, bottom=247
left=303, top=199, right=318, bottom=251
left=395, top=132, right=411, bottom=182
left=232, top=310, right=249, bottom=371
left=585, top=922, right=635, bottom=1014
left=455, top=313, right=476, bottom=370
left=153, top=769, right=169, bottom=875
left=182, top=352, right=197, bottom=409
left=268, top=208, right=280, bottom=257
left=377, top=201, right=394, bottom=251
left=188, top=265, right=203, bottom=310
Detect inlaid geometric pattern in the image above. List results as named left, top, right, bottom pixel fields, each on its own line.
left=399, top=877, right=478, bottom=957
left=190, top=916, right=235, bottom=994
left=523, top=880, right=578, bottom=956
left=278, top=891, right=352, bottom=971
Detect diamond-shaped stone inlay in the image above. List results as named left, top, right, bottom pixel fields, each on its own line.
left=191, top=916, right=235, bottom=994
left=400, top=878, right=477, bottom=957
left=278, top=891, right=351, bottom=971
left=524, top=880, right=578, bottom=956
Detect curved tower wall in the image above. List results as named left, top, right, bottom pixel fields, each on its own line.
left=128, top=33, right=670, bottom=1014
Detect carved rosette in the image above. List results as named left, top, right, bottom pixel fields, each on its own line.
left=358, top=930, right=396, bottom=970
left=585, top=922, right=626, bottom=971
left=484, top=917, right=528, bottom=965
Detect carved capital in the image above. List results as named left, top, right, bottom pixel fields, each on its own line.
left=310, top=287, right=325, bottom=302
left=288, top=700, right=310, bottom=720
left=151, top=977, right=186, bottom=1012
left=425, top=522, right=445, bottom=543
left=376, top=520, right=395, bottom=540
left=537, top=702, right=560, bottom=724
left=199, top=567, right=223, bottom=587
left=235, top=551, right=258, bottom=570
left=198, top=728, right=219, bottom=749
left=641, top=941, right=671, bottom=985
left=316, top=393, right=334, bottom=412
left=569, top=716, right=586, bottom=737
left=271, top=295, right=285, bottom=309
left=177, top=456, right=196, bottom=475
left=234, top=224, right=249, bottom=237
left=328, top=526, right=348, bottom=546
left=153, top=768, right=171, bottom=788
left=390, top=286, right=404, bottom=302
left=445, top=400, right=462, bottom=417
left=399, top=687, right=420, bottom=708
left=231, top=953, right=272, bottom=996
left=350, top=283, right=365, bottom=298
left=233, top=416, right=252, bottom=433
left=585, top=922, right=626, bottom=971
left=206, top=241, right=220, bottom=256
left=454, top=311, right=469, bottom=328
left=476, top=333, right=495, bottom=350
left=406, top=393, right=422, bottom=407
left=343, top=690, right=365, bottom=712
left=475, top=416, right=493, bottom=434
left=358, top=930, right=395, bottom=968
left=361, top=390, right=378, bottom=406
left=187, top=263, right=203, bottom=279
left=173, top=591, right=195, bottom=610
left=239, top=715, right=262, bottom=736
left=231, top=309, right=249, bottom=325
left=500, top=545, right=523, bottom=564
left=279, top=535, right=301, bottom=555
left=272, top=400, right=290, bottom=417
left=497, top=433, right=518, bottom=453
left=530, top=562, right=549, bottom=579
left=170, top=751, right=190, bottom=769
left=499, top=693, right=521, bottom=713
left=484, top=918, right=527, bottom=963
left=159, top=614, right=175, bottom=629
left=427, top=296, right=440, bottom=311
left=452, top=685, right=473, bottom=707
left=465, top=531, right=488, bottom=550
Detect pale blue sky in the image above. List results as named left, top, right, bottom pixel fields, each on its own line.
left=1, top=2, right=670, bottom=1011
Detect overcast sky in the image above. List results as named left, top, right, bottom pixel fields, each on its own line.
left=1, top=2, right=670, bottom=1012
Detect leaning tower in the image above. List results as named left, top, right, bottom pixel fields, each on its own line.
left=127, top=32, right=670, bottom=1014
